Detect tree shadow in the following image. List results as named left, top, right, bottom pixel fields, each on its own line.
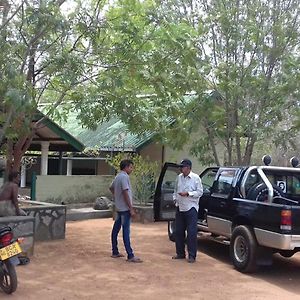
left=197, top=236, right=300, bottom=295
left=197, top=237, right=231, bottom=265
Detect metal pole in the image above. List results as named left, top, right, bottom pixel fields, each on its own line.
left=30, top=171, right=37, bottom=200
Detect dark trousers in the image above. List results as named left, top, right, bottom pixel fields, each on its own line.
left=175, top=207, right=198, bottom=259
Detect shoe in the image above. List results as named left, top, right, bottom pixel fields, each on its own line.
left=172, top=255, right=186, bottom=260
left=187, top=257, right=195, bottom=263
left=127, top=256, right=143, bottom=263
left=111, top=253, right=125, bottom=258
left=18, top=255, right=30, bottom=265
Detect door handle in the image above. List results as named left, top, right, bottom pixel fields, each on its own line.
left=220, top=201, right=226, bottom=207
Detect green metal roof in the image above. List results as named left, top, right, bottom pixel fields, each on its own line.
left=62, top=113, right=154, bottom=152
left=30, top=112, right=85, bottom=152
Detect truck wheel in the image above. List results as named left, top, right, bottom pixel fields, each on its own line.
left=247, top=183, right=283, bottom=202
left=168, top=221, right=176, bottom=242
left=230, top=225, right=257, bottom=273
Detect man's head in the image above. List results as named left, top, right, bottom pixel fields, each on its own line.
left=120, top=159, right=134, bottom=175
left=8, top=171, right=20, bottom=184
left=179, top=159, right=192, bottom=176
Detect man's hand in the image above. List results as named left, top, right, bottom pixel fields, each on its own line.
left=130, top=208, right=136, bottom=217
left=178, top=192, right=189, bottom=197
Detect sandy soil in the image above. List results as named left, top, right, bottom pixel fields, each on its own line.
left=4, top=218, right=300, bottom=300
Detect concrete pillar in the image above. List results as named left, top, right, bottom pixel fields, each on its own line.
left=58, top=151, right=63, bottom=175
left=40, top=141, right=50, bottom=175
left=20, top=162, right=26, bottom=188
left=67, top=159, right=72, bottom=176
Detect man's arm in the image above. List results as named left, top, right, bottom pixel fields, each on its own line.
left=109, top=186, right=114, bottom=195
left=122, top=189, right=135, bottom=217
left=109, top=181, right=114, bottom=195
left=12, top=184, right=21, bottom=215
left=173, top=177, right=179, bottom=203
left=188, top=176, right=203, bottom=198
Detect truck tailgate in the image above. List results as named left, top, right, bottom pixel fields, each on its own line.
left=291, top=206, right=300, bottom=234
left=233, top=199, right=300, bottom=234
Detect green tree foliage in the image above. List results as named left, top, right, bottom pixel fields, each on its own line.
left=1, top=0, right=299, bottom=172
left=0, top=0, right=196, bottom=173
left=156, top=0, right=300, bottom=166
left=0, top=0, right=90, bottom=171
left=74, top=0, right=300, bottom=166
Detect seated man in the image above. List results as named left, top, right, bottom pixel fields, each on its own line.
left=0, top=172, right=26, bottom=217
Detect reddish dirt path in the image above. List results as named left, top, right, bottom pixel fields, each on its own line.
left=5, top=219, right=300, bottom=299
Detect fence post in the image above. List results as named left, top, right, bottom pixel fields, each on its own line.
left=30, top=172, right=36, bottom=200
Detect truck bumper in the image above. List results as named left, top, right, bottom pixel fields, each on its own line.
left=255, top=228, right=300, bottom=250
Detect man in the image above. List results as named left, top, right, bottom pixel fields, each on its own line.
left=0, top=171, right=26, bottom=216
left=109, top=159, right=142, bottom=263
left=172, top=159, right=203, bottom=263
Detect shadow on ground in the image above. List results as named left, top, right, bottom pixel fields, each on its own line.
left=197, top=235, right=300, bottom=295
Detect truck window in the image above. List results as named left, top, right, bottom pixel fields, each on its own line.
left=213, top=169, right=236, bottom=196
left=201, top=169, right=218, bottom=189
left=162, top=168, right=179, bottom=191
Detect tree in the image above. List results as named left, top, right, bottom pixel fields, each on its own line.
left=0, top=0, right=197, bottom=175
left=155, top=0, right=300, bottom=166
left=2, top=0, right=299, bottom=173
left=77, top=0, right=300, bottom=166
left=0, top=0, right=87, bottom=173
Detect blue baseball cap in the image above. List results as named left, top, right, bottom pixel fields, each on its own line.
left=179, top=159, right=192, bottom=168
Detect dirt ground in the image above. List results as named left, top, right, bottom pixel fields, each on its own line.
left=4, top=218, right=300, bottom=300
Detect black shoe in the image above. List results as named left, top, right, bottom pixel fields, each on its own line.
left=187, top=257, right=195, bottom=263
left=172, top=255, right=186, bottom=260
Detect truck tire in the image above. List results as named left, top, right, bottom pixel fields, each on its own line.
left=230, top=225, right=257, bottom=273
left=168, top=221, right=176, bottom=242
left=247, top=183, right=283, bottom=202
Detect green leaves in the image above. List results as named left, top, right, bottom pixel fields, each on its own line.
left=1, top=0, right=299, bottom=169
left=107, top=152, right=159, bottom=205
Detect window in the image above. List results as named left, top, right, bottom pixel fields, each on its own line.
left=213, top=169, right=236, bottom=196
left=201, top=169, right=218, bottom=189
left=162, top=168, right=179, bottom=191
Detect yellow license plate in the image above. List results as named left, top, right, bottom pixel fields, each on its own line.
left=0, top=242, right=22, bottom=260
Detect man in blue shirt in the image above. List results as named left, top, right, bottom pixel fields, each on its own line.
left=109, top=159, right=142, bottom=263
left=172, top=159, right=203, bottom=263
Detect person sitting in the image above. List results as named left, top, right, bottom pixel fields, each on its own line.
left=0, top=172, right=26, bottom=217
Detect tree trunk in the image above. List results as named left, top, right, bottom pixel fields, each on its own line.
left=205, top=125, right=220, bottom=166
left=243, top=136, right=257, bottom=165
left=5, top=132, right=35, bottom=176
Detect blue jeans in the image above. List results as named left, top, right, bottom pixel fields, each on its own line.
left=175, top=207, right=198, bottom=259
left=111, top=211, right=134, bottom=259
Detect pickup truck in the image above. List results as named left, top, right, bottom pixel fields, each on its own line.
left=153, top=157, right=300, bottom=273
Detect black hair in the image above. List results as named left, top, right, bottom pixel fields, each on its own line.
left=8, top=171, right=20, bottom=182
left=120, top=159, right=134, bottom=170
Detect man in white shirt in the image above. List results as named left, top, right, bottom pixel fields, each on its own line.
left=172, top=159, right=203, bottom=263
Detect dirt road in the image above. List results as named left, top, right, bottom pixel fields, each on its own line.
left=5, top=219, right=300, bottom=299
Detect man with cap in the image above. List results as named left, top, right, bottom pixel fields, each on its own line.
left=172, top=159, right=203, bottom=263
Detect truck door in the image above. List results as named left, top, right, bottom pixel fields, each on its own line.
left=154, top=163, right=180, bottom=221
left=207, top=168, right=238, bottom=236
left=198, top=167, right=219, bottom=221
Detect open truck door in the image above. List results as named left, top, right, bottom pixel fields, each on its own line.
left=154, top=163, right=180, bottom=222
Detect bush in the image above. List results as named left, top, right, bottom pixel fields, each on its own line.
left=107, top=153, right=158, bottom=205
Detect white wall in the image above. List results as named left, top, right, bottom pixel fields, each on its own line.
left=36, top=175, right=114, bottom=204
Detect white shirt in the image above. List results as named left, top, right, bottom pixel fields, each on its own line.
left=173, top=171, right=203, bottom=212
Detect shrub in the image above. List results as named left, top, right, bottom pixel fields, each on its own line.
left=107, top=153, right=158, bottom=205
